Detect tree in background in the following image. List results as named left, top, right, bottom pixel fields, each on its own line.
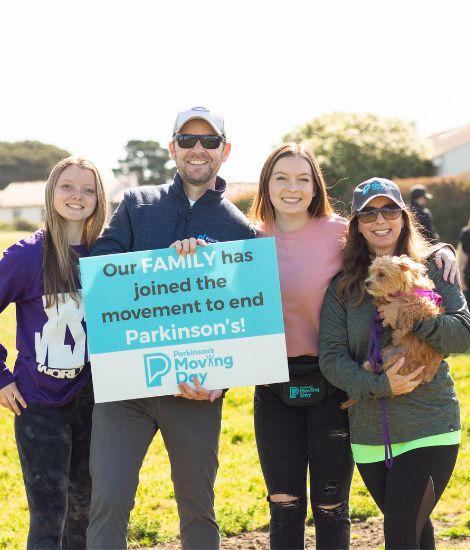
left=113, top=140, right=175, bottom=186
left=0, top=141, right=71, bottom=189
left=284, top=112, right=434, bottom=206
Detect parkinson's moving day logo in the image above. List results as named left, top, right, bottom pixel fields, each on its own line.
left=144, top=353, right=172, bottom=387
left=144, top=347, right=234, bottom=388
left=289, top=385, right=321, bottom=399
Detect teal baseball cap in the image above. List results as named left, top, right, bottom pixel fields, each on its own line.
left=352, top=177, right=406, bottom=215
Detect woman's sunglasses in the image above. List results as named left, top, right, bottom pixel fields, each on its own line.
left=174, top=134, right=224, bottom=150
left=357, top=205, right=402, bottom=223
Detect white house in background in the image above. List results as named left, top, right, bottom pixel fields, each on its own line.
left=428, top=124, right=470, bottom=175
left=0, top=181, right=46, bottom=223
left=0, top=174, right=137, bottom=224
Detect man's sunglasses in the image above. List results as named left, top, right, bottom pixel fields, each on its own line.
left=357, top=205, right=402, bottom=223
left=174, top=134, right=224, bottom=149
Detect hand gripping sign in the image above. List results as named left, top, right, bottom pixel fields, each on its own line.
left=80, top=238, right=289, bottom=402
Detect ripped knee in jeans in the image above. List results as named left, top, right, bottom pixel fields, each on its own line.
left=328, top=428, right=350, bottom=440
left=269, top=494, right=304, bottom=509
left=313, top=501, right=349, bottom=521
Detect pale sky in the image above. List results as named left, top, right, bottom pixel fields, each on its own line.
left=1, top=0, right=469, bottom=183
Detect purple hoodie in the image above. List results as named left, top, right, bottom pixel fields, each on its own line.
left=0, top=230, right=91, bottom=406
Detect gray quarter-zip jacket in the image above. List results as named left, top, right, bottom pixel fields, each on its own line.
left=319, top=262, right=470, bottom=446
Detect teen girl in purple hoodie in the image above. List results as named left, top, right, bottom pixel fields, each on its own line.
left=0, top=157, right=107, bottom=549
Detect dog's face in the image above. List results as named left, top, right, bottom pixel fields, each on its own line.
left=365, top=255, right=430, bottom=299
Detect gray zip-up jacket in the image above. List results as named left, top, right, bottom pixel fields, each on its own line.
left=92, top=173, right=255, bottom=256
left=319, top=262, right=470, bottom=446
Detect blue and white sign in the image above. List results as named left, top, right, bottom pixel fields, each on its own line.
left=80, top=238, right=288, bottom=402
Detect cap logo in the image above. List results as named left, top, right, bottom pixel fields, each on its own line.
left=362, top=181, right=394, bottom=195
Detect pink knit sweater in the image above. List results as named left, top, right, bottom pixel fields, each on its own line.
left=264, top=216, right=347, bottom=357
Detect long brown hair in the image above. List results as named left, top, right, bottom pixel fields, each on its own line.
left=249, top=143, right=334, bottom=226
left=337, top=207, right=431, bottom=305
left=42, top=157, right=107, bottom=308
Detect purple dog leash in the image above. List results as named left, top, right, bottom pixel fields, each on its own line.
left=367, top=309, right=394, bottom=468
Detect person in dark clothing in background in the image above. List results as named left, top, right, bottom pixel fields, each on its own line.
left=458, top=218, right=470, bottom=306
left=409, top=184, right=439, bottom=242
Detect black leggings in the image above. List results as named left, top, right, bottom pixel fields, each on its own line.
left=15, top=382, right=93, bottom=549
left=254, top=385, right=354, bottom=549
left=357, top=444, right=459, bottom=550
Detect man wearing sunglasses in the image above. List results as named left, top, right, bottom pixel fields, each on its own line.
left=87, top=107, right=254, bottom=550
left=169, top=108, right=231, bottom=204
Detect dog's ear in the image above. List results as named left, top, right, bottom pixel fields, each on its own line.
left=398, top=255, right=426, bottom=275
left=397, top=255, right=414, bottom=271
left=398, top=255, right=432, bottom=291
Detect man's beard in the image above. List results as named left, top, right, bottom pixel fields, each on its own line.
left=178, top=161, right=219, bottom=187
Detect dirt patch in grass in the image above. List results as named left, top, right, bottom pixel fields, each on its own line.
left=145, top=517, right=469, bottom=549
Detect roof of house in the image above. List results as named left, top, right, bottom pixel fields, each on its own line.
left=0, top=181, right=46, bottom=208
left=428, top=123, right=470, bottom=157
left=0, top=178, right=124, bottom=209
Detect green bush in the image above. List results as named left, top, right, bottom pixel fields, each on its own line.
left=0, top=141, right=70, bottom=189
left=0, top=219, right=40, bottom=232
left=284, top=112, right=434, bottom=203
left=12, top=219, right=40, bottom=232
left=397, top=174, right=470, bottom=245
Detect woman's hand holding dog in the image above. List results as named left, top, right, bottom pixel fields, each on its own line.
left=386, top=358, right=425, bottom=395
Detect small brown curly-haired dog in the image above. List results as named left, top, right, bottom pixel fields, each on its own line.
left=341, top=254, right=444, bottom=409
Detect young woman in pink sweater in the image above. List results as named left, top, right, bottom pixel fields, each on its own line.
left=249, top=143, right=458, bottom=550
left=249, top=143, right=353, bottom=549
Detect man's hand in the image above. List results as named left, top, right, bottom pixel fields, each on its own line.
left=174, top=378, right=223, bottom=402
left=377, top=297, right=402, bottom=329
left=169, top=237, right=218, bottom=400
left=170, top=238, right=207, bottom=256
left=0, top=382, right=27, bottom=415
left=435, top=247, right=461, bottom=286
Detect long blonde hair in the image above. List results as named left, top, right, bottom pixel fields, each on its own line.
left=42, top=157, right=107, bottom=307
left=249, top=143, right=334, bottom=227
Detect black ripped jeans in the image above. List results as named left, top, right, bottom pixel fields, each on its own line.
left=14, top=381, right=94, bottom=549
left=254, top=384, right=354, bottom=549
left=357, top=445, right=459, bottom=549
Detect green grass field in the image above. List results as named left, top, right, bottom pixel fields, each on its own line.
left=0, top=232, right=468, bottom=548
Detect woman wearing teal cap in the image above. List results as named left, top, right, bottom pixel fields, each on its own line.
left=319, top=178, right=470, bottom=549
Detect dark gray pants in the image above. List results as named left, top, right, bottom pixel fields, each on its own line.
left=86, top=395, right=223, bottom=549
